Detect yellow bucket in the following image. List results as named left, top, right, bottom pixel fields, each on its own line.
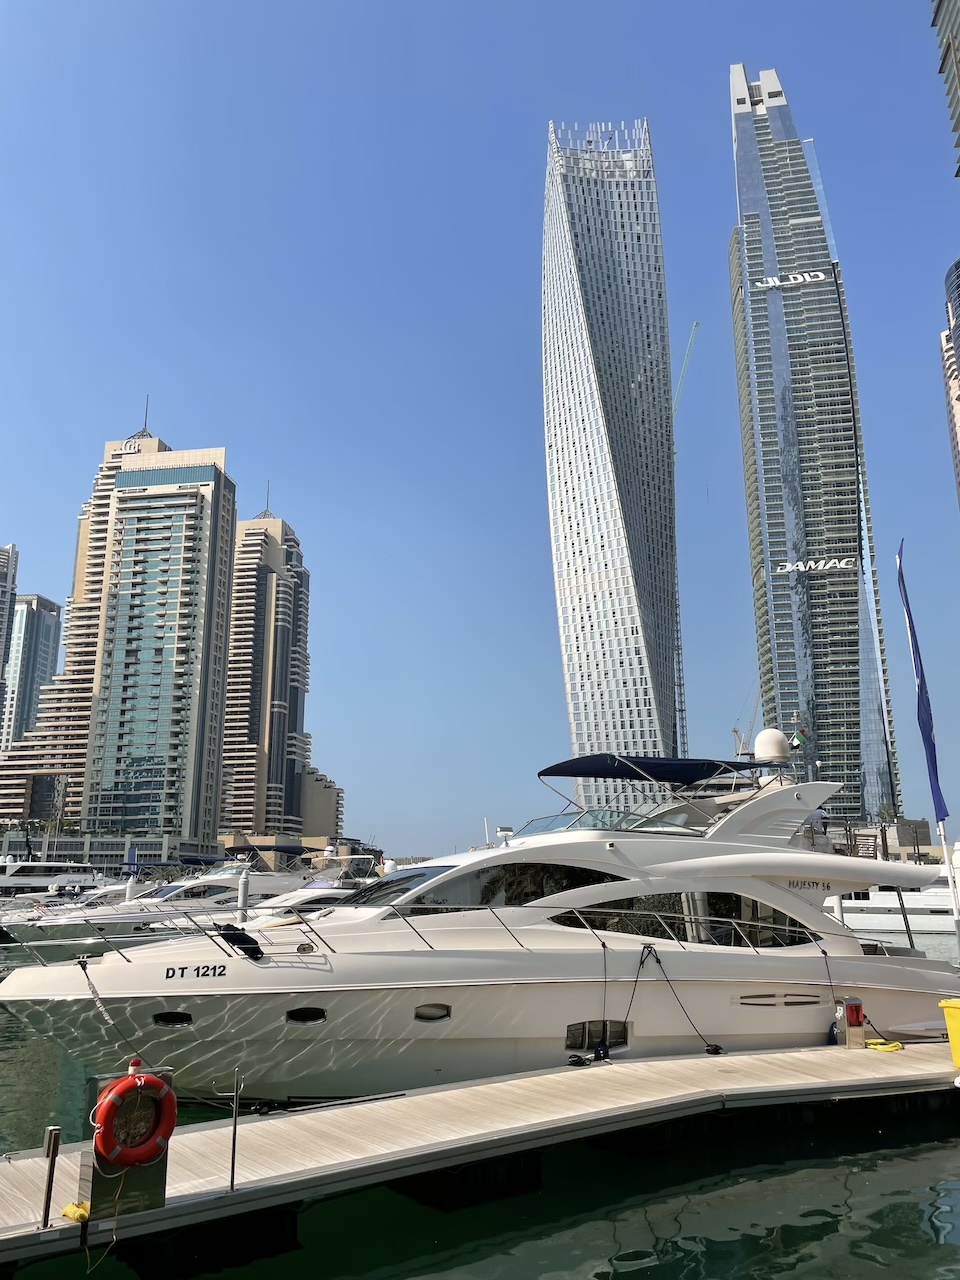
left=939, top=999, right=960, bottom=1068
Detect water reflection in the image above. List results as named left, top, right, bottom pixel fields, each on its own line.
left=4, top=1003, right=960, bottom=1280
left=0, top=1006, right=86, bottom=1152
left=284, top=1143, right=960, bottom=1280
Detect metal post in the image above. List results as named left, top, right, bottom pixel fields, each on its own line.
left=39, top=1126, right=61, bottom=1229
left=236, top=870, right=250, bottom=925
left=212, top=1069, right=244, bottom=1192
left=883, top=825, right=915, bottom=948
left=937, top=820, right=960, bottom=960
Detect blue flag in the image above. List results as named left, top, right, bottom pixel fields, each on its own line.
left=897, top=541, right=949, bottom=824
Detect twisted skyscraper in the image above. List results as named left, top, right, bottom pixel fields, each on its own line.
left=542, top=121, right=677, bottom=810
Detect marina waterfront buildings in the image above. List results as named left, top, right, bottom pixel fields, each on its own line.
left=934, top=0, right=960, bottom=175
left=542, top=120, right=679, bottom=811
left=0, top=546, right=18, bottom=733
left=942, top=259, right=960, bottom=512
left=220, top=513, right=313, bottom=837
left=0, top=431, right=236, bottom=856
left=728, top=65, right=899, bottom=821
left=0, top=596, right=61, bottom=753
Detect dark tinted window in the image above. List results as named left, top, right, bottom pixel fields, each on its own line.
left=340, top=865, right=456, bottom=907
left=553, top=891, right=815, bottom=947
left=406, top=863, right=625, bottom=914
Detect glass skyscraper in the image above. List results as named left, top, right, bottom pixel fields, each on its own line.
left=933, top=0, right=960, bottom=176
left=0, top=546, right=18, bottom=732
left=0, top=431, right=235, bottom=855
left=0, top=595, right=61, bottom=753
left=941, top=259, right=960, bottom=510
left=220, top=514, right=312, bottom=836
left=542, top=120, right=678, bottom=811
left=82, top=444, right=235, bottom=847
left=728, top=65, right=899, bottom=821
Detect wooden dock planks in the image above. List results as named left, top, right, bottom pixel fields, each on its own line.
left=0, top=1041, right=956, bottom=1264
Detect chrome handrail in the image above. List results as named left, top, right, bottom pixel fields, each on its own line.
left=0, top=899, right=917, bottom=964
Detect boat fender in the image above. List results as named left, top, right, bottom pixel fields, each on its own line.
left=218, top=923, right=265, bottom=961
left=567, top=1054, right=591, bottom=1067
left=93, top=1072, right=177, bottom=1167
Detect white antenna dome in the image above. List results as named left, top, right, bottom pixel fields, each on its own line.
left=754, top=727, right=791, bottom=763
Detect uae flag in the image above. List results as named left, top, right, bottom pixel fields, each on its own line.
left=790, top=729, right=808, bottom=749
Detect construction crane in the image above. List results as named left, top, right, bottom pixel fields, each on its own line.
left=672, top=321, right=700, bottom=758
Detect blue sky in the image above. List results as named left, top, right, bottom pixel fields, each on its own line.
left=1, top=1, right=957, bottom=855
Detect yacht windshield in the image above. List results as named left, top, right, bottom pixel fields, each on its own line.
left=512, top=807, right=708, bottom=838
left=340, top=866, right=456, bottom=906
left=513, top=810, right=639, bottom=837
left=148, top=882, right=232, bottom=901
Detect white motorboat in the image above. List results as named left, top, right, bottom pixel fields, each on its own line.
left=0, top=859, right=103, bottom=898
left=839, top=870, right=960, bottom=935
left=1, top=754, right=955, bottom=1103
left=0, top=854, right=383, bottom=961
left=0, top=881, right=130, bottom=916
left=0, top=860, right=326, bottom=958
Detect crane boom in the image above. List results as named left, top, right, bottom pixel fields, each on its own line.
left=672, top=320, right=700, bottom=758
left=673, top=319, right=700, bottom=415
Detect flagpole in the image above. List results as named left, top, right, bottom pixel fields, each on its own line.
left=897, top=541, right=960, bottom=959
left=938, top=820, right=960, bottom=956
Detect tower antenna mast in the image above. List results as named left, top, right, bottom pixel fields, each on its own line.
left=672, top=320, right=700, bottom=757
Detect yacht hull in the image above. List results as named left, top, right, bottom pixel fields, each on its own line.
left=2, top=934, right=955, bottom=1101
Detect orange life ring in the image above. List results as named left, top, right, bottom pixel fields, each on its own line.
left=93, top=1072, right=177, bottom=1167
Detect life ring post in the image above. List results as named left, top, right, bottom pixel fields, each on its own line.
left=78, top=1066, right=177, bottom=1223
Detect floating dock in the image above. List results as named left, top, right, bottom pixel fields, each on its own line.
left=1, top=1041, right=956, bottom=1271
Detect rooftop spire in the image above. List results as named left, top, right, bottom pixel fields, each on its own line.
left=128, top=394, right=153, bottom=441
left=253, top=480, right=275, bottom=521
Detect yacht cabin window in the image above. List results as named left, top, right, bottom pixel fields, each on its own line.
left=404, top=863, right=626, bottom=913
left=341, top=866, right=458, bottom=907
left=551, top=892, right=815, bottom=948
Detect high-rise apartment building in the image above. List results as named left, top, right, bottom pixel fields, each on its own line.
left=934, top=0, right=960, bottom=175
left=0, top=595, right=61, bottom=752
left=941, top=259, right=960, bottom=510
left=0, top=430, right=235, bottom=853
left=728, top=65, right=899, bottom=821
left=220, top=513, right=311, bottom=836
left=0, top=546, right=18, bottom=726
left=542, top=120, right=678, bottom=811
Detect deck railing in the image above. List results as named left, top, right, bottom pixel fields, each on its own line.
left=0, top=899, right=912, bottom=967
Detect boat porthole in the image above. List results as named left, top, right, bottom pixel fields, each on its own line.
left=286, top=1007, right=327, bottom=1024
left=152, top=1011, right=193, bottom=1028
left=415, top=1003, right=452, bottom=1022
left=296, top=942, right=316, bottom=954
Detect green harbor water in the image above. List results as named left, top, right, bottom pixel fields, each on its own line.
left=4, top=929, right=960, bottom=1280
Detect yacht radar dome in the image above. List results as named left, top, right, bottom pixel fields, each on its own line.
left=754, top=728, right=791, bottom=764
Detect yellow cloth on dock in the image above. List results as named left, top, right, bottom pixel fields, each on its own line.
left=865, top=1038, right=903, bottom=1052
left=62, top=1201, right=90, bottom=1222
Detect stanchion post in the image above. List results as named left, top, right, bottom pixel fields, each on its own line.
left=39, top=1125, right=62, bottom=1230
left=212, top=1068, right=244, bottom=1192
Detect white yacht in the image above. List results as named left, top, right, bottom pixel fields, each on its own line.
left=0, top=855, right=382, bottom=962
left=0, top=860, right=326, bottom=959
left=0, top=880, right=132, bottom=916
left=1, top=754, right=956, bottom=1103
left=0, top=859, right=102, bottom=898
left=840, top=869, right=960, bottom=936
